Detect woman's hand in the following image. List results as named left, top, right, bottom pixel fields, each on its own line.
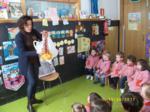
left=41, top=30, right=49, bottom=38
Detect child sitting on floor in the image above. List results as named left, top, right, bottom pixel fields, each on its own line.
left=121, top=92, right=143, bottom=112
left=72, top=103, right=86, bottom=112
left=109, top=52, right=125, bottom=89
left=90, top=99, right=112, bottom=112
left=85, top=48, right=99, bottom=80
left=141, top=83, right=150, bottom=112
left=128, top=59, right=150, bottom=93
left=93, top=51, right=111, bottom=86
left=119, top=55, right=137, bottom=94
left=85, top=92, right=102, bottom=112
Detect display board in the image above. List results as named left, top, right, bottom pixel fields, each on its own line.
left=0, top=20, right=119, bottom=105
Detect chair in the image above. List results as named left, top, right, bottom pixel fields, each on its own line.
left=39, top=72, right=62, bottom=97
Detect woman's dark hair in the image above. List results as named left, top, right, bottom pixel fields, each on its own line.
left=127, top=55, right=137, bottom=64
left=121, top=92, right=143, bottom=112
left=72, top=103, right=86, bottom=112
left=17, top=15, right=33, bottom=31
left=137, top=59, right=150, bottom=71
left=90, top=99, right=112, bottom=112
left=89, top=92, right=102, bottom=103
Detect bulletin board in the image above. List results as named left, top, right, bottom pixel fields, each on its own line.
left=0, top=20, right=119, bottom=105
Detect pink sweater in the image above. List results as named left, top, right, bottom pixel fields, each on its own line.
left=129, top=70, right=150, bottom=92
left=96, top=59, right=111, bottom=76
left=141, top=99, right=150, bottom=112
left=119, top=64, right=137, bottom=83
left=111, top=61, right=125, bottom=77
left=85, top=55, right=99, bottom=69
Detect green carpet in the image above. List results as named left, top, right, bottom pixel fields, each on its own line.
left=0, top=76, right=124, bottom=112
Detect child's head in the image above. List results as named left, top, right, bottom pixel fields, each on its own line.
left=137, top=59, right=149, bottom=71
left=102, top=51, right=111, bottom=61
left=90, top=48, right=97, bottom=56
left=121, top=92, right=143, bottom=112
left=90, top=99, right=112, bottom=112
left=87, top=92, right=102, bottom=104
left=72, top=103, right=86, bottom=112
left=141, top=83, right=150, bottom=100
left=116, top=52, right=124, bottom=62
left=127, top=55, right=136, bottom=65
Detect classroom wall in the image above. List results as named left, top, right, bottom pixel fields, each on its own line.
left=80, top=0, right=120, bottom=20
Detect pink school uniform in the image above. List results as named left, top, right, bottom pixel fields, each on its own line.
left=141, top=99, right=150, bottom=112
left=129, top=70, right=150, bottom=92
left=119, top=64, right=137, bottom=83
left=111, top=61, right=125, bottom=78
left=85, top=55, right=99, bottom=69
left=85, top=104, right=90, bottom=112
left=96, top=59, right=111, bottom=77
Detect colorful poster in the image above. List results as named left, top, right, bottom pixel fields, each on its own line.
left=146, top=33, right=150, bottom=58
left=3, top=41, right=19, bottom=61
left=58, top=47, right=64, bottom=56
left=8, top=27, right=19, bottom=40
left=0, top=8, right=8, bottom=19
left=77, top=37, right=90, bottom=53
left=53, top=57, right=59, bottom=66
left=8, top=2, right=23, bottom=18
left=91, top=40, right=105, bottom=53
left=1, top=62, right=25, bottom=91
left=128, top=12, right=141, bottom=30
left=59, top=56, right=65, bottom=65
left=67, top=45, right=76, bottom=54
left=92, top=24, right=99, bottom=36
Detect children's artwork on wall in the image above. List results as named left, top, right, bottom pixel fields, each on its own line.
left=59, top=56, right=65, bottom=65
left=58, top=47, right=64, bottom=56
left=146, top=33, right=150, bottom=58
left=91, top=40, right=105, bottom=53
left=75, top=22, right=86, bottom=33
left=77, top=37, right=90, bottom=53
left=3, top=41, right=19, bottom=61
left=8, top=27, right=19, bottom=40
left=1, top=62, right=25, bottom=91
left=128, top=12, right=141, bottom=30
left=0, top=8, right=8, bottom=19
left=92, top=24, right=99, bottom=36
left=53, top=57, right=59, bottom=66
left=8, top=2, right=23, bottom=18
left=67, top=45, right=76, bottom=54
left=0, top=56, right=3, bottom=65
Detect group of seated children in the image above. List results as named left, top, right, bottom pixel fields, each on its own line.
left=71, top=83, right=150, bottom=112
left=85, top=48, right=150, bottom=94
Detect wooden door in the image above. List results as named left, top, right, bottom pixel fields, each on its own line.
left=123, top=0, right=147, bottom=59
left=105, top=27, right=119, bottom=58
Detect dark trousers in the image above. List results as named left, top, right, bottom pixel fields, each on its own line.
left=120, top=76, right=127, bottom=89
left=26, top=63, right=39, bottom=102
left=109, top=76, right=119, bottom=88
left=85, top=68, right=94, bottom=76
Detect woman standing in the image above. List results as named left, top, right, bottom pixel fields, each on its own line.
left=15, top=16, right=43, bottom=112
